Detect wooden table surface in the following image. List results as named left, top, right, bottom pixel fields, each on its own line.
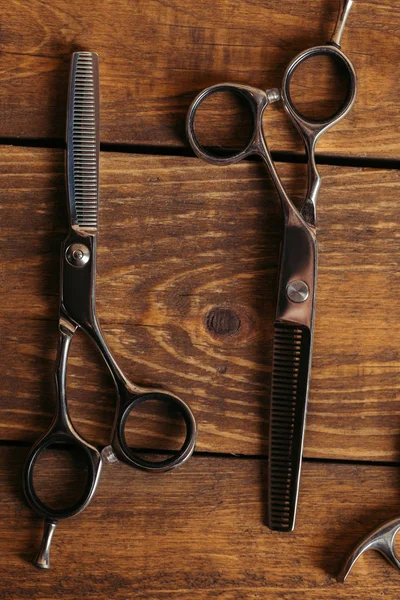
left=1, top=1, right=400, bottom=598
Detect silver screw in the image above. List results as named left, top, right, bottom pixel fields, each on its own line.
left=286, top=280, right=309, bottom=303
left=66, top=243, right=90, bottom=267
left=72, top=249, right=83, bottom=261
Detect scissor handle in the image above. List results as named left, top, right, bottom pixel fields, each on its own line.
left=282, top=44, right=357, bottom=136
left=112, top=391, right=197, bottom=472
left=22, top=428, right=102, bottom=522
left=79, top=314, right=198, bottom=472
left=22, top=424, right=102, bottom=568
left=22, top=323, right=102, bottom=568
left=281, top=44, right=357, bottom=222
left=186, top=83, right=280, bottom=166
left=23, top=323, right=102, bottom=525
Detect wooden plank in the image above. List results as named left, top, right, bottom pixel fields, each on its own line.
left=2, top=448, right=400, bottom=598
left=0, top=146, right=399, bottom=461
left=0, top=0, right=398, bottom=158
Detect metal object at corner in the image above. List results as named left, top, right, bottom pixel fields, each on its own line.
left=338, top=517, right=400, bottom=582
left=286, top=280, right=309, bottom=303
left=66, top=243, right=91, bottom=267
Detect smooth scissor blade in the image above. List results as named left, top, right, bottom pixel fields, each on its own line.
left=267, top=322, right=312, bottom=532
left=66, top=52, right=100, bottom=230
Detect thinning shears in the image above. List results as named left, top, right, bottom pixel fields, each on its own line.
left=23, top=52, right=197, bottom=568
left=186, top=0, right=356, bottom=531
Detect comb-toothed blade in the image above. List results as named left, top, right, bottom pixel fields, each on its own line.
left=66, top=52, right=99, bottom=230
left=267, top=322, right=312, bottom=531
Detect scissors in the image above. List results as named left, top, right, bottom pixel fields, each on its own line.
left=22, top=52, right=197, bottom=569
left=338, top=517, right=400, bottom=581
left=186, top=0, right=356, bottom=532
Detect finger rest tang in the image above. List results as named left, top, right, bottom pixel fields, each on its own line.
left=330, top=0, right=354, bottom=48
left=34, top=519, right=58, bottom=569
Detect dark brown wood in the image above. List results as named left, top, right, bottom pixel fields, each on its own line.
left=1, top=147, right=399, bottom=461
left=1, top=447, right=400, bottom=598
left=0, top=0, right=398, bottom=158
left=0, top=2, right=398, bottom=597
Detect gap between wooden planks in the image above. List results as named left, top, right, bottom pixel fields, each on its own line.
left=0, top=146, right=399, bottom=462
left=0, top=0, right=398, bottom=158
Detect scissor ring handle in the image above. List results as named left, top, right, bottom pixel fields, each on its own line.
left=282, top=44, right=357, bottom=136
left=186, top=83, right=271, bottom=166
left=116, top=391, right=197, bottom=472
left=22, top=430, right=102, bottom=521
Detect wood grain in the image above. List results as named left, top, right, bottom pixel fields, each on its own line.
left=1, top=146, right=399, bottom=461
left=2, top=447, right=400, bottom=598
left=0, top=0, right=397, bottom=158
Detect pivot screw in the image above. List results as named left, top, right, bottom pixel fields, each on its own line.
left=286, top=280, right=309, bottom=303
left=66, top=243, right=90, bottom=267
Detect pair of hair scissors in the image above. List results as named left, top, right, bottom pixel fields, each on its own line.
left=187, top=0, right=357, bottom=531
left=23, top=52, right=197, bottom=569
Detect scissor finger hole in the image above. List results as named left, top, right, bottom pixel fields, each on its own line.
left=124, top=398, right=186, bottom=454
left=25, top=439, right=97, bottom=520
left=32, top=443, right=89, bottom=511
left=119, top=393, right=196, bottom=471
left=286, top=50, right=354, bottom=123
left=190, top=88, right=255, bottom=159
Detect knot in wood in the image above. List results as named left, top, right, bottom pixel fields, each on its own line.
left=205, top=308, right=241, bottom=336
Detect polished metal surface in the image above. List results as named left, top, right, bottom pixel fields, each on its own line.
left=186, top=0, right=356, bottom=532
left=34, top=520, right=58, bottom=569
left=266, top=88, right=281, bottom=104
left=338, top=517, right=400, bottom=582
left=286, top=280, right=310, bottom=303
left=66, top=243, right=91, bottom=267
left=331, top=0, right=354, bottom=48
left=66, top=52, right=100, bottom=231
left=23, top=51, right=197, bottom=568
left=101, top=445, right=119, bottom=464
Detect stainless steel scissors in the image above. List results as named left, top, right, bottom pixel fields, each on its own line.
left=338, top=517, right=400, bottom=581
left=186, top=0, right=356, bottom=532
left=23, top=52, right=197, bottom=569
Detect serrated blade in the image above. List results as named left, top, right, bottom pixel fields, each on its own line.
left=66, top=52, right=100, bottom=230
left=267, top=322, right=312, bottom=532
